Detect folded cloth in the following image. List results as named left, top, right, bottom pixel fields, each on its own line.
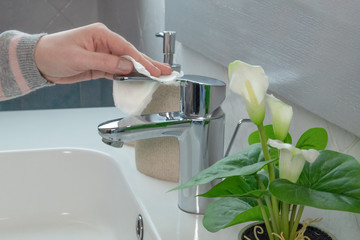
left=113, top=56, right=183, bottom=115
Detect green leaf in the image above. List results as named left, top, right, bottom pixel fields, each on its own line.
left=171, top=143, right=276, bottom=191
left=198, top=175, right=269, bottom=198
left=248, top=125, right=292, bottom=145
left=270, top=150, right=360, bottom=213
left=296, top=127, right=328, bottom=150
left=203, top=198, right=266, bottom=232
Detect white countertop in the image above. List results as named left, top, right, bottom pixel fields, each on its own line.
left=0, top=107, right=241, bottom=240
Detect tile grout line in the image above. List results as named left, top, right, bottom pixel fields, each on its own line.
left=42, top=0, right=74, bottom=32
left=326, top=121, right=339, bottom=152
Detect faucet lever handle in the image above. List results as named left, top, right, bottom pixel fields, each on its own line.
left=179, top=75, right=226, bottom=117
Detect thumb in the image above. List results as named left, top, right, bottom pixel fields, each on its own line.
left=116, top=57, right=134, bottom=74
left=84, top=52, right=134, bottom=75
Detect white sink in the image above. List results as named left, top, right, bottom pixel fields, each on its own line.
left=0, top=148, right=157, bottom=240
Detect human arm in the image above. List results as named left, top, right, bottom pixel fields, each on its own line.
left=0, top=23, right=172, bottom=100
left=34, top=23, right=172, bottom=84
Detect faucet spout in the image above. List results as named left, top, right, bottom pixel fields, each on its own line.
left=98, top=112, right=191, bottom=144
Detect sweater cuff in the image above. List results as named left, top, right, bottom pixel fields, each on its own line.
left=17, top=33, right=54, bottom=92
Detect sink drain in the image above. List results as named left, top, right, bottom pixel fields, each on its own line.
left=136, top=214, right=144, bottom=240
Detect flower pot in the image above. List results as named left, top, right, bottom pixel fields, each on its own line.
left=238, top=222, right=337, bottom=240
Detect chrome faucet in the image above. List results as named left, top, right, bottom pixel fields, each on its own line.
left=98, top=75, right=226, bottom=214
left=98, top=31, right=226, bottom=214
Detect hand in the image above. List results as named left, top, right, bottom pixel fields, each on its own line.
left=34, top=23, right=172, bottom=84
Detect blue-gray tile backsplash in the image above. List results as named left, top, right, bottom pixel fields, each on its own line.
left=0, top=78, right=114, bottom=110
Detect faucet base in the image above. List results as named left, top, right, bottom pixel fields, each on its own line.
left=177, top=108, right=225, bottom=214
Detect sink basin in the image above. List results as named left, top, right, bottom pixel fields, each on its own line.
left=0, top=108, right=243, bottom=239
left=0, top=148, right=157, bottom=240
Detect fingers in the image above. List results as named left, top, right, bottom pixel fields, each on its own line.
left=80, top=50, right=171, bottom=80
left=142, top=54, right=172, bottom=75
left=102, top=29, right=171, bottom=77
left=82, top=52, right=134, bottom=75
left=83, top=47, right=172, bottom=79
left=122, top=45, right=161, bottom=77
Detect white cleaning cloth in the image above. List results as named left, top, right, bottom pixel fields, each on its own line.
left=113, top=56, right=183, bottom=115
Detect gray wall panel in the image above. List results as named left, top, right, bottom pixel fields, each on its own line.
left=166, top=0, right=360, bottom=137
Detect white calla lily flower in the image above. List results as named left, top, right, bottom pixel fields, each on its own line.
left=228, top=60, right=269, bottom=126
left=268, top=139, right=319, bottom=183
left=266, top=94, right=293, bottom=141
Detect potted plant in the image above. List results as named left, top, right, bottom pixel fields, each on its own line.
left=173, top=60, right=360, bottom=240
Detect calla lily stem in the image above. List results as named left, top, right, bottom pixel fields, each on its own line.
left=257, top=124, right=280, bottom=227
left=289, top=205, right=305, bottom=240
left=257, top=124, right=281, bottom=232
left=255, top=174, right=279, bottom=234
left=257, top=124, right=275, bottom=181
left=281, top=203, right=290, bottom=240
left=257, top=198, right=275, bottom=240
left=289, top=204, right=298, bottom=231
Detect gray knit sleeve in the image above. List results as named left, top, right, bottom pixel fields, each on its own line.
left=0, top=30, right=54, bottom=101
